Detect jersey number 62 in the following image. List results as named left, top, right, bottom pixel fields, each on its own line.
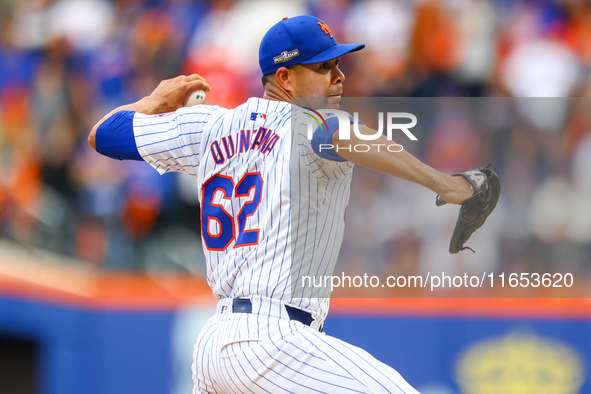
left=201, top=172, right=263, bottom=251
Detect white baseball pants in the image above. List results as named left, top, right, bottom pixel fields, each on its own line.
left=192, top=296, right=420, bottom=393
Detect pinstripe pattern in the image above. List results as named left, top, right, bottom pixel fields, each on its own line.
left=193, top=297, right=419, bottom=393
left=132, top=98, right=418, bottom=393
left=133, top=100, right=352, bottom=314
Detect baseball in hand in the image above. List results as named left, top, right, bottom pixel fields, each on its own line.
left=184, top=89, right=206, bottom=106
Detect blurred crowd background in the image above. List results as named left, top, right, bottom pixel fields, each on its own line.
left=1, top=0, right=591, bottom=280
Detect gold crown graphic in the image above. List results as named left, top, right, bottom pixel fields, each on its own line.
left=456, top=331, right=584, bottom=394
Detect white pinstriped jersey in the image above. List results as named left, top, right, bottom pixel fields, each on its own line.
left=133, top=98, right=353, bottom=317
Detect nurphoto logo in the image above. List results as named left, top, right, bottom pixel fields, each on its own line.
left=304, top=110, right=418, bottom=153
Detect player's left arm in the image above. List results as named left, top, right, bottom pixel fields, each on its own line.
left=88, top=74, right=210, bottom=149
left=331, top=125, right=472, bottom=204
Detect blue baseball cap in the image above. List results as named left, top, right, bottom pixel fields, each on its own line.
left=259, top=15, right=365, bottom=75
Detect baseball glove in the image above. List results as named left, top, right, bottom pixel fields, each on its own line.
left=436, top=165, right=501, bottom=253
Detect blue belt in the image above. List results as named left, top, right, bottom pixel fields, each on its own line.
left=232, top=298, right=315, bottom=328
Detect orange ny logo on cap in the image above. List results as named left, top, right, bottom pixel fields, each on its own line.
left=317, top=20, right=333, bottom=39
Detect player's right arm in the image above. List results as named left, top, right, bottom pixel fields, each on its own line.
left=88, top=74, right=210, bottom=149
left=331, top=124, right=473, bottom=205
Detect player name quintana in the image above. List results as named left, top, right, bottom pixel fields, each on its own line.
left=210, top=127, right=281, bottom=165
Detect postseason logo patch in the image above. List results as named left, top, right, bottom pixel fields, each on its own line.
left=273, top=49, right=300, bottom=64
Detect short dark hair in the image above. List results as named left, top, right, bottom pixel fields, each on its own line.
left=261, top=73, right=272, bottom=88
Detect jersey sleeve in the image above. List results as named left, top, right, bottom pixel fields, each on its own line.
left=310, top=112, right=364, bottom=161
left=294, top=109, right=358, bottom=181
left=133, top=105, right=225, bottom=176
left=95, top=111, right=143, bottom=161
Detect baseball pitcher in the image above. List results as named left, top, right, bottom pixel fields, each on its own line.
left=89, top=15, right=499, bottom=394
